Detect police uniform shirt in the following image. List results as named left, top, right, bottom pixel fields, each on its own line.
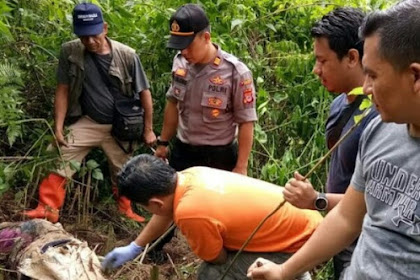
left=166, top=45, right=258, bottom=146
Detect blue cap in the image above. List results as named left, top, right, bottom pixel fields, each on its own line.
left=72, top=3, right=104, bottom=36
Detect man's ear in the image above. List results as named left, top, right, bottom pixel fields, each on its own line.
left=103, top=22, right=108, bottom=35
left=203, top=31, right=211, bottom=42
left=346, top=48, right=360, bottom=68
left=148, top=197, right=164, bottom=208
left=410, top=63, right=420, bottom=95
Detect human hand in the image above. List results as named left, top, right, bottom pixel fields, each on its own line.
left=54, top=129, right=68, bottom=147
left=247, top=258, right=287, bottom=280
left=143, top=128, right=157, bottom=146
left=102, top=242, right=143, bottom=270
left=154, top=145, right=169, bottom=161
left=232, top=165, right=248, bottom=176
left=283, top=171, right=317, bottom=209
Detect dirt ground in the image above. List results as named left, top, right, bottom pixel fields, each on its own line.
left=0, top=190, right=201, bottom=280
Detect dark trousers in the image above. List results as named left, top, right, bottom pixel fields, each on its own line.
left=169, top=138, right=238, bottom=171
left=151, top=138, right=238, bottom=257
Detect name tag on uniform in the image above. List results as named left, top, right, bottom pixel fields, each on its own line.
left=173, top=75, right=187, bottom=85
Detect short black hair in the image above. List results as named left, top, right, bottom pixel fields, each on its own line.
left=117, top=154, right=177, bottom=205
left=311, top=7, right=365, bottom=60
left=360, top=0, right=420, bottom=71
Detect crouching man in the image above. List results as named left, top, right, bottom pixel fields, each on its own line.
left=102, top=154, right=322, bottom=279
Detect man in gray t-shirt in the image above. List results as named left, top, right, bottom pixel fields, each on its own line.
left=247, top=1, right=420, bottom=279
left=344, top=116, right=420, bottom=279
left=24, top=3, right=156, bottom=224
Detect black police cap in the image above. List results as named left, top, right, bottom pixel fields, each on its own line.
left=167, top=4, right=209, bottom=50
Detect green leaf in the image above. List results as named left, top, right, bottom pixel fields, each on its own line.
left=231, top=19, right=244, bottom=31
left=79, top=167, right=87, bottom=177
left=86, top=159, right=100, bottom=170
left=92, top=169, right=104, bottom=181
left=273, top=93, right=287, bottom=103
left=69, top=160, right=81, bottom=172
left=266, top=23, right=277, bottom=32
left=255, top=123, right=267, bottom=144
left=6, top=124, right=21, bottom=146
left=0, top=177, right=9, bottom=195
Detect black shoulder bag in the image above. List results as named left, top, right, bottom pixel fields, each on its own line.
left=91, top=54, right=144, bottom=154
left=326, top=95, right=365, bottom=150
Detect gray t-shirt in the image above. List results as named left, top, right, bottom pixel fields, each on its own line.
left=80, top=53, right=114, bottom=124
left=344, top=116, right=420, bottom=280
left=57, top=49, right=149, bottom=124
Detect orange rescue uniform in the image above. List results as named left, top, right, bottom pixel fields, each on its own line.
left=173, top=167, right=323, bottom=261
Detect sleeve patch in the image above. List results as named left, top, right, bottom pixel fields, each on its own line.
left=240, top=78, right=253, bottom=86
left=243, top=88, right=254, bottom=104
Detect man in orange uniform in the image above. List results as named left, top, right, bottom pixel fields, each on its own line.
left=102, top=154, right=322, bottom=279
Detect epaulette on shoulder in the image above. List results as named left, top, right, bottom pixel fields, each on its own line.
left=173, top=52, right=188, bottom=67
left=222, top=52, right=249, bottom=75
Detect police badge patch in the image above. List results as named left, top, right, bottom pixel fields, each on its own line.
left=243, top=88, right=253, bottom=104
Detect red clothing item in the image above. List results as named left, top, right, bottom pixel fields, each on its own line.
left=173, top=167, right=323, bottom=261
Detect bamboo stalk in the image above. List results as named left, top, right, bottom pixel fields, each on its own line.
left=139, top=243, right=150, bottom=265
left=167, top=253, right=184, bottom=280
left=0, top=156, right=35, bottom=161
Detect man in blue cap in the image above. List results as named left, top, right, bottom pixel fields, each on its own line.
left=24, top=3, right=156, bottom=223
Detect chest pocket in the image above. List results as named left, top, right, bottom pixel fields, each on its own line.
left=201, top=91, right=230, bottom=123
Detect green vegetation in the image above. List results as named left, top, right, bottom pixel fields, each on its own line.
left=0, top=0, right=395, bottom=278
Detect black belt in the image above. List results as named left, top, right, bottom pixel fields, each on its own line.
left=174, top=138, right=236, bottom=153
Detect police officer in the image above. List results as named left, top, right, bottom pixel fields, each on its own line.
left=155, top=3, right=257, bottom=175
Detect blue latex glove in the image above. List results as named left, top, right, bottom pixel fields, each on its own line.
left=102, top=242, right=143, bottom=270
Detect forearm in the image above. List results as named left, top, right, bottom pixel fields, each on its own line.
left=134, top=215, right=173, bottom=247
left=159, top=100, right=178, bottom=141
left=140, top=89, right=154, bottom=132
left=325, top=193, right=345, bottom=211
left=281, top=188, right=365, bottom=279
left=235, top=122, right=254, bottom=169
left=54, top=84, right=69, bottom=133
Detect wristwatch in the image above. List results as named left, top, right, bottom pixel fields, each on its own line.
left=314, top=192, right=328, bottom=211
left=156, top=136, right=169, bottom=147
